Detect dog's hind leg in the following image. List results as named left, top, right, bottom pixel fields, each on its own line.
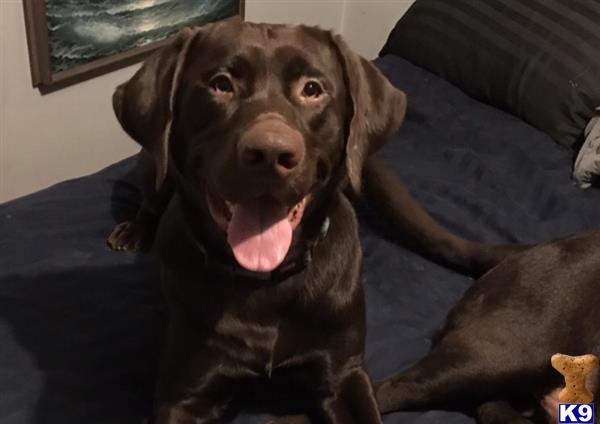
left=108, top=152, right=173, bottom=252
left=374, top=347, right=467, bottom=414
left=375, top=340, right=543, bottom=416
left=107, top=207, right=161, bottom=251
left=475, top=401, right=533, bottom=424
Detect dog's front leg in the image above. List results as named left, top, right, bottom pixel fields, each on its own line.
left=151, top=319, right=235, bottom=424
left=151, top=353, right=235, bottom=424
left=152, top=397, right=231, bottom=424
left=320, top=367, right=382, bottom=424
left=265, top=367, right=380, bottom=424
left=153, top=401, right=201, bottom=424
left=265, top=415, right=311, bottom=424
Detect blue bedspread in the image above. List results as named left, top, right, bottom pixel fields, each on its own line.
left=0, top=55, right=598, bottom=424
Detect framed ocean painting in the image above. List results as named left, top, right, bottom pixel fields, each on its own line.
left=23, top=0, right=244, bottom=93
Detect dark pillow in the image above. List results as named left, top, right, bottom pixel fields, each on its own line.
left=380, top=0, right=600, bottom=148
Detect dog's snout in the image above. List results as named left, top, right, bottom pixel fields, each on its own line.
left=238, top=117, right=305, bottom=177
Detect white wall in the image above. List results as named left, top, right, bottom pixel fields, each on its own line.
left=341, top=1, right=415, bottom=59
left=0, top=0, right=413, bottom=202
left=246, top=1, right=416, bottom=59
left=0, top=0, right=141, bottom=203
left=246, top=1, right=345, bottom=31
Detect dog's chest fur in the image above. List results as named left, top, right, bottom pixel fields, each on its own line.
left=211, top=311, right=281, bottom=376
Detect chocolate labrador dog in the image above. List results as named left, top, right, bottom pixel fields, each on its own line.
left=377, top=230, right=600, bottom=423
left=108, top=18, right=520, bottom=423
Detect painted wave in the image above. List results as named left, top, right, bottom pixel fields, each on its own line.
left=45, top=0, right=239, bottom=73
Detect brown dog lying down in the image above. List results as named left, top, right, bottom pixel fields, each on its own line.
left=108, top=17, right=522, bottom=423
left=377, top=230, right=600, bottom=424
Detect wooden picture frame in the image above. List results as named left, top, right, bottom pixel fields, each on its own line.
left=23, top=0, right=245, bottom=94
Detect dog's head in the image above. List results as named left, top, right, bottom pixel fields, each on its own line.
left=113, top=18, right=406, bottom=272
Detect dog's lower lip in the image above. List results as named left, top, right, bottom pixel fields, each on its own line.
left=206, top=190, right=231, bottom=230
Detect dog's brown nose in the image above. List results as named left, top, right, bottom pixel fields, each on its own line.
left=238, top=116, right=304, bottom=177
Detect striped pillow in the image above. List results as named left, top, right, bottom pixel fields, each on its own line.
left=380, top=0, right=600, bottom=148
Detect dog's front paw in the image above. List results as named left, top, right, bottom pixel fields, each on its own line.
left=263, top=415, right=311, bottom=424
left=107, top=221, right=152, bottom=252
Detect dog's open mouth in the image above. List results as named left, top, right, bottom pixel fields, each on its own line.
left=207, top=191, right=307, bottom=272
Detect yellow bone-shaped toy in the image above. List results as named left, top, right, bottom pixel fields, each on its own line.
left=551, top=353, right=599, bottom=403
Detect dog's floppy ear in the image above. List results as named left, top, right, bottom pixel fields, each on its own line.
left=332, top=35, right=407, bottom=193
left=112, top=27, right=200, bottom=190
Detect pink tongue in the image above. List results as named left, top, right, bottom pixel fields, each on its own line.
left=227, top=199, right=292, bottom=272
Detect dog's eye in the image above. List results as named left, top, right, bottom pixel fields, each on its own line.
left=209, top=74, right=234, bottom=93
left=302, top=80, right=323, bottom=98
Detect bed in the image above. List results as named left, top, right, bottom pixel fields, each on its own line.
left=1, top=5, right=599, bottom=424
